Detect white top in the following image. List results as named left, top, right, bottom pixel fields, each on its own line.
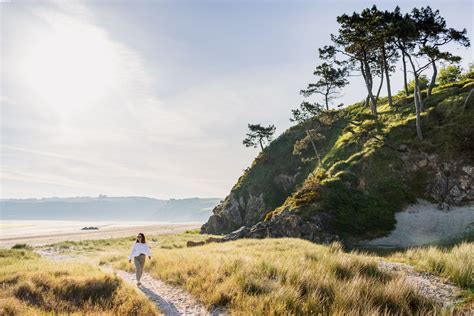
left=128, top=242, right=152, bottom=260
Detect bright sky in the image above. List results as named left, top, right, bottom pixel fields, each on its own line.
left=1, top=0, right=472, bottom=199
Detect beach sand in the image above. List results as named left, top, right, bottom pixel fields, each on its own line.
left=0, top=220, right=202, bottom=248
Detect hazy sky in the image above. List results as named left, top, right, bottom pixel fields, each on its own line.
left=1, top=0, right=472, bottom=199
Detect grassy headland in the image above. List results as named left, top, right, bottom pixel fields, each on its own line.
left=206, top=79, right=474, bottom=241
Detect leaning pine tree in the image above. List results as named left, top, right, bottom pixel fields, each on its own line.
left=243, top=123, right=276, bottom=152
left=290, top=102, right=325, bottom=165
left=321, top=7, right=381, bottom=116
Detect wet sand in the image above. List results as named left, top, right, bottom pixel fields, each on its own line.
left=0, top=220, right=202, bottom=248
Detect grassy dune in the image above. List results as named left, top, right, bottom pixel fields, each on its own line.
left=29, top=233, right=474, bottom=314
left=46, top=234, right=438, bottom=314
left=0, top=246, right=159, bottom=315
left=130, top=238, right=438, bottom=314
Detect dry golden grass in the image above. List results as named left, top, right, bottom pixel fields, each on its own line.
left=42, top=234, right=474, bottom=314
left=389, top=242, right=474, bottom=289
left=97, top=238, right=438, bottom=315
left=0, top=248, right=160, bottom=315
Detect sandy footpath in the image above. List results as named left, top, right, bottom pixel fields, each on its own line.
left=377, top=261, right=462, bottom=307
left=0, top=221, right=202, bottom=248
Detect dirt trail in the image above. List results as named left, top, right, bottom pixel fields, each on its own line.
left=378, top=260, right=463, bottom=307
left=35, top=249, right=226, bottom=316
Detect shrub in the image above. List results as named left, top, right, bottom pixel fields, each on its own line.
left=11, top=244, right=32, bottom=250
left=438, top=64, right=463, bottom=85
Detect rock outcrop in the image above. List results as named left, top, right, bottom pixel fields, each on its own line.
left=401, top=149, right=474, bottom=208
left=201, top=169, right=304, bottom=235
left=201, top=191, right=267, bottom=234
left=221, top=209, right=338, bottom=243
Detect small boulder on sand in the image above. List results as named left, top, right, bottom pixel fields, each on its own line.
left=186, top=240, right=205, bottom=247
left=205, top=237, right=223, bottom=244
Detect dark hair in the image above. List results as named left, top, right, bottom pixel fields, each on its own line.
left=136, top=233, right=146, bottom=244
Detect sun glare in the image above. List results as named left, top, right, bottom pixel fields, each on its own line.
left=18, top=9, right=120, bottom=113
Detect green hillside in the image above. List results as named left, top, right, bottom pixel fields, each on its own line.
left=202, top=79, right=474, bottom=242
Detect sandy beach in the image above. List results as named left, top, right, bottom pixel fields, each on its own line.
left=0, top=220, right=202, bottom=248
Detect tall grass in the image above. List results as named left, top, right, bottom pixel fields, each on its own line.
left=99, top=238, right=437, bottom=314
left=0, top=248, right=159, bottom=315
left=389, top=242, right=474, bottom=288
left=44, top=234, right=472, bottom=313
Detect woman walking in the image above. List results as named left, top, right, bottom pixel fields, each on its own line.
left=128, top=233, right=152, bottom=286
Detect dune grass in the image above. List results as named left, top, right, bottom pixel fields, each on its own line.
left=0, top=248, right=159, bottom=315
left=389, top=242, right=474, bottom=289
left=40, top=233, right=474, bottom=314
left=94, top=238, right=437, bottom=315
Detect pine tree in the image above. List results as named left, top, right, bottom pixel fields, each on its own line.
left=243, top=124, right=276, bottom=152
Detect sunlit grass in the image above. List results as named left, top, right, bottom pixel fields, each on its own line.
left=88, top=237, right=438, bottom=314
left=35, top=233, right=474, bottom=313
left=0, top=248, right=160, bottom=315
left=389, top=242, right=474, bottom=289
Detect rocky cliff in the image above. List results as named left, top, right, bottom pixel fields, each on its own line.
left=201, top=80, right=474, bottom=244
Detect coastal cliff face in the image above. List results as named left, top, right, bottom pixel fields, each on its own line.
left=201, top=111, right=348, bottom=235
left=201, top=192, right=266, bottom=234
left=201, top=80, right=474, bottom=244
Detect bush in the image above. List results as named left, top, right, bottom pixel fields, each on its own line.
left=438, top=64, right=462, bottom=85
left=461, top=63, right=474, bottom=80
left=11, top=244, right=32, bottom=250
left=398, top=75, right=429, bottom=96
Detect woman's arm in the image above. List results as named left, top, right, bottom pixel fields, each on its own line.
left=128, top=243, right=136, bottom=261
left=146, top=244, right=152, bottom=259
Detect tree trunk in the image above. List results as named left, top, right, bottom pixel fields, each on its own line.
left=402, top=52, right=409, bottom=97
left=417, top=85, right=424, bottom=112
left=382, top=47, right=393, bottom=106
left=325, top=93, right=329, bottom=111
left=428, top=59, right=437, bottom=97
left=259, top=138, right=264, bottom=152
left=463, top=89, right=473, bottom=110
left=362, top=59, right=377, bottom=116
left=407, top=54, right=423, bottom=140
left=376, top=69, right=384, bottom=102
left=304, top=126, right=321, bottom=165
left=414, top=82, right=423, bottom=140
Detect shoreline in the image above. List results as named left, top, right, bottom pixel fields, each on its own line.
left=0, top=221, right=202, bottom=248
